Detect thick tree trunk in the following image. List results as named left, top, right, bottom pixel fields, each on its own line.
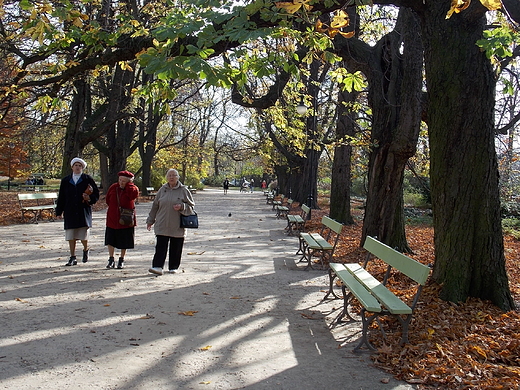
left=61, top=79, right=89, bottom=176
left=330, top=89, right=355, bottom=225
left=422, top=1, right=514, bottom=310
left=360, top=9, right=423, bottom=251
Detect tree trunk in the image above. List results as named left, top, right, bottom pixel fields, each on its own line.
left=330, top=88, right=355, bottom=225
left=422, top=1, right=514, bottom=310
left=360, top=9, right=423, bottom=251
left=61, top=79, right=89, bottom=176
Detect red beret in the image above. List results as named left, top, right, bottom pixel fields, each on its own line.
left=118, top=170, right=134, bottom=178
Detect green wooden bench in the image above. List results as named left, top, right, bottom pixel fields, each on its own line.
left=272, top=194, right=285, bottom=210
left=275, top=198, right=293, bottom=219
left=325, top=236, right=430, bottom=352
left=17, top=192, right=58, bottom=223
left=296, top=215, right=343, bottom=270
left=286, top=204, right=310, bottom=236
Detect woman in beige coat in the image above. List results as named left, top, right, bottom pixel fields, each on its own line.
left=146, top=169, right=195, bottom=275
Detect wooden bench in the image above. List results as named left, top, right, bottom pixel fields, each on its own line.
left=145, top=187, right=157, bottom=200
left=272, top=194, right=285, bottom=210
left=286, top=204, right=310, bottom=236
left=266, top=191, right=275, bottom=205
left=18, top=192, right=58, bottom=223
left=275, top=198, right=292, bottom=219
left=325, top=236, right=430, bottom=352
left=296, top=215, right=343, bottom=270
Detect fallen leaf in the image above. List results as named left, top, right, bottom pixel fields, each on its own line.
left=178, top=311, right=198, bottom=316
left=200, top=345, right=212, bottom=351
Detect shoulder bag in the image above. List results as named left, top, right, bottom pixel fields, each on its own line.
left=180, top=211, right=198, bottom=228
left=117, top=188, right=134, bottom=226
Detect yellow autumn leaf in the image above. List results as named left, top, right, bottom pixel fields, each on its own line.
left=480, top=0, right=501, bottom=10
left=200, top=345, right=212, bottom=351
left=338, top=31, right=355, bottom=39
left=178, top=310, right=198, bottom=316
left=72, top=17, right=83, bottom=28
left=315, top=19, right=328, bottom=33
left=275, top=0, right=312, bottom=14
left=446, top=0, right=470, bottom=19
left=330, top=10, right=350, bottom=29
left=471, top=345, right=487, bottom=359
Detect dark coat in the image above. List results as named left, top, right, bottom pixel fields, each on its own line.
left=55, top=173, right=100, bottom=230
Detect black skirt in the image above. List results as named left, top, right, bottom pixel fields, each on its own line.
left=104, top=226, right=135, bottom=249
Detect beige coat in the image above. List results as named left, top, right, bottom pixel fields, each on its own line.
left=146, top=181, right=195, bottom=237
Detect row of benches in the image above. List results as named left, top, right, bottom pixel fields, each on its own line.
left=267, top=192, right=431, bottom=352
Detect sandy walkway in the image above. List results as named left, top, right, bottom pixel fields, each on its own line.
left=0, top=188, right=415, bottom=389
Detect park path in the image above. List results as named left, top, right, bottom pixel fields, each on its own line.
left=0, top=188, right=415, bottom=390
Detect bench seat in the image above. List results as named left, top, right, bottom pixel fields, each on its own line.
left=296, top=216, right=343, bottom=270
left=286, top=204, right=309, bottom=236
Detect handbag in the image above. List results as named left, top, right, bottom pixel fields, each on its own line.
left=119, top=207, right=134, bottom=226
left=180, top=212, right=198, bottom=228
left=83, top=184, right=93, bottom=204
left=117, top=188, right=134, bottom=226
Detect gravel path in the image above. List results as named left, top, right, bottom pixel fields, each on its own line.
left=0, top=188, right=415, bottom=390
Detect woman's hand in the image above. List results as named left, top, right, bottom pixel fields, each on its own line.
left=147, top=223, right=153, bottom=231
left=173, top=203, right=182, bottom=211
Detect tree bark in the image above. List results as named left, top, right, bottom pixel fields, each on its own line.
left=330, top=89, right=356, bottom=225
left=421, top=0, right=515, bottom=310
left=335, top=8, right=423, bottom=251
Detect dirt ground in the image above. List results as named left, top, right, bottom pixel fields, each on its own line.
left=0, top=188, right=415, bottom=390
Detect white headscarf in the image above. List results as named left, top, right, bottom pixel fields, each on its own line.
left=70, top=157, right=87, bottom=169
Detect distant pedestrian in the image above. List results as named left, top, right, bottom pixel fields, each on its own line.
left=104, top=171, right=139, bottom=269
left=261, top=180, right=267, bottom=191
left=250, top=178, right=254, bottom=193
left=55, top=157, right=99, bottom=266
left=146, top=169, right=195, bottom=275
left=223, top=178, right=230, bottom=194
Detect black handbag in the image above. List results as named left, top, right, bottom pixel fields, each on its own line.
left=180, top=212, right=198, bottom=228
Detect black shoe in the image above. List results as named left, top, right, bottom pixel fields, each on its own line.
left=117, top=257, right=124, bottom=269
left=82, top=249, right=89, bottom=263
left=65, top=257, right=77, bottom=266
left=106, top=257, right=115, bottom=269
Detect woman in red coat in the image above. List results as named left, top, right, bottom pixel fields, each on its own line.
left=104, top=171, right=139, bottom=269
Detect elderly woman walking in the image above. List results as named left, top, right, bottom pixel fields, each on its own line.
left=104, top=170, right=139, bottom=269
left=55, top=157, right=99, bottom=266
left=146, top=169, right=195, bottom=275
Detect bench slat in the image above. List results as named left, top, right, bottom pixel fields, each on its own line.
left=300, top=233, right=321, bottom=249
left=345, top=264, right=412, bottom=315
left=330, top=264, right=381, bottom=313
left=309, top=233, right=333, bottom=250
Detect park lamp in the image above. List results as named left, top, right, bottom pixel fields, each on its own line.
left=295, top=98, right=313, bottom=220
left=296, top=99, right=308, bottom=115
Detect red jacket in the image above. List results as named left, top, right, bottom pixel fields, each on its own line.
left=105, top=182, right=139, bottom=229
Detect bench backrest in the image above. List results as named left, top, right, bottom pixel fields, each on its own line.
left=18, top=192, right=58, bottom=201
left=363, top=236, right=430, bottom=286
left=301, top=204, right=310, bottom=218
left=146, top=187, right=154, bottom=191
left=321, top=216, right=343, bottom=235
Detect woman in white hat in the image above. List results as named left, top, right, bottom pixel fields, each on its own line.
left=55, top=157, right=100, bottom=266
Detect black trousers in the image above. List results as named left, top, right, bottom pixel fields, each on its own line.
left=152, top=235, right=184, bottom=270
